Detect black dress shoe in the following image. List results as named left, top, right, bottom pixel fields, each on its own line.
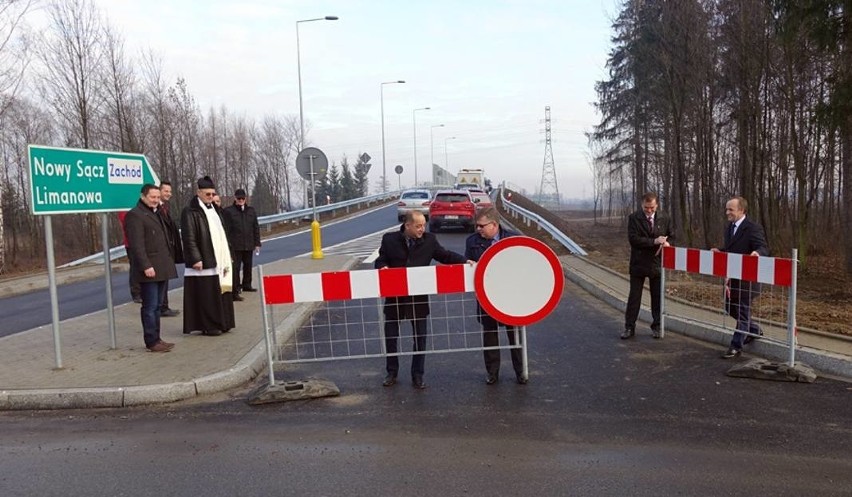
left=243, top=287, right=258, bottom=292
left=620, top=328, right=635, bottom=339
left=486, top=374, right=498, bottom=385
left=516, top=375, right=528, bottom=385
left=744, top=331, right=764, bottom=345
left=202, top=329, right=222, bottom=336
left=160, top=308, right=180, bottom=317
left=721, top=347, right=741, bottom=359
left=232, top=293, right=245, bottom=302
left=382, top=374, right=397, bottom=387
left=412, top=376, right=427, bottom=389
left=652, top=328, right=662, bottom=339
left=132, top=297, right=143, bottom=304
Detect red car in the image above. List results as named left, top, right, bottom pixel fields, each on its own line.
left=428, top=189, right=476, bottom=232
left=469, top=190, right=493, bottom=213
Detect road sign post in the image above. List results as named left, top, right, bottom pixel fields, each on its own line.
left=296, top=147, right=329, bottom=260
left=27, top=145, right=161, bottom=365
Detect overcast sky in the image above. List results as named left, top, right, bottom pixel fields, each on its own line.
left=90, top=0, right=615, bottom=198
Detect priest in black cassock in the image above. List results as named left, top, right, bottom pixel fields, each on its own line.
left=180, top=176, right=235, bottom=336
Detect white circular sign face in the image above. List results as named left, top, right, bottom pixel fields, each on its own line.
left=482, top=246, right=554, bottom=316
left=474, top=236, right=563, bottom=326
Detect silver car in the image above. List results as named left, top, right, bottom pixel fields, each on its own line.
left=396, top=189, right=432, bottom=221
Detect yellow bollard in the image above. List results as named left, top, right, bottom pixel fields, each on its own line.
left=311, top=220, right=324, bottom=259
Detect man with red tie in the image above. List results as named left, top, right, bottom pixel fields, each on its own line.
left=622, top=192, right=673, bottom=340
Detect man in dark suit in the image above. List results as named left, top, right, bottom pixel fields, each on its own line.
left=712, top=196, right=770, bottom=358
left=375, top=211, right=469, bottom=389
left=125, top=184, right=179, bottom=352
left=622, top=192, right=673, bottom=340
left=157, top=180, right=182, bottom=317
left=464, top=207, right=527, bottom=385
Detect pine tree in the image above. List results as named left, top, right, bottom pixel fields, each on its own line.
left=354, top=153, right=372, bottom=196
left=339, top=156, right=357, bottom=200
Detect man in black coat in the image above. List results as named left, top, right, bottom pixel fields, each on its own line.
left=464, top=207, right=526, bottom=385
left=622, top=192, right=673, bottom=340
left=375, top=211, right=469, bottom=389
left=713, top=196, right=770, bottom=358
left=223, top=188, right=261, bottom=301
left=125, top=184, right=179, bottom=352
left=180, top=176, right=235, bottom=336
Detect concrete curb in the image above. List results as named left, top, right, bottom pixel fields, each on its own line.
left=0, top=257, right=360, bottom=410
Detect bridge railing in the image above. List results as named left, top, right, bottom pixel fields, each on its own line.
left=61, top=190, right=401, bottom=267
left=498, top=188, right=587, bottom=256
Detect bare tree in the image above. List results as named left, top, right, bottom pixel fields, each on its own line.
left=36, top=0, right=106, bottom=253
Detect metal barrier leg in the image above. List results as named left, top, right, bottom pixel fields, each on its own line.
left=787, top=249, right=798, bottom=367
left=520, top=326, right=529, bottom=380
left=258, top=265, right=276, bottom=386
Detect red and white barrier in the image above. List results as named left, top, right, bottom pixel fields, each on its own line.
left=661, top=246, right=794, bottom=287
left=263, top=264, right=476, bottom=305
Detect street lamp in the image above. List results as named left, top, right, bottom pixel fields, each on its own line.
left=412, top=106, right=430, bottom=186
left=297, top=15, right=338, bottom=152
left=296, top=15, right=337, bottom=260
left=430, top=124, right=445, bottom=171
left=444, top=136, right=456, bottom=171
left=381, top=80, right=405, bottom=193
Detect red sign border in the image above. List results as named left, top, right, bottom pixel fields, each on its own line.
left=474, top=236, right=564, bottom=326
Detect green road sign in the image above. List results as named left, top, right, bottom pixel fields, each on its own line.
left=28, top=145, right=160, bottom=215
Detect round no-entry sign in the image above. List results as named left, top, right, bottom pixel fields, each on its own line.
left=474, top=236, right=564, bottom=326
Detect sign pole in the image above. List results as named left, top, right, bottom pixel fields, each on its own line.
left=44, top=215, right=63, bottom=369
left=101, top=213, right=117, bottom=348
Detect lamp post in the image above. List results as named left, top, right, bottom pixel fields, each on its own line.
left=430, top=123, right=444, bottom=171
left=297, top=16, right=338, bottom=151
left=444, top=136, right=456, bottom=171
left=297, top=15, right=337, bottom=209
left=380, top=80, right=405, bottom=193
left=296, top=15, right=337, bottom=260
left=412, top=106, right=430, bottom=186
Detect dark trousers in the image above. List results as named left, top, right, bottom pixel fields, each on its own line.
left=625, top=273, right=661, bottom=330
left=726, top=280, right=761, bottom=350
left=159, top=279, right=171, bottom=311
left=140, top=281, right=166, bottom=347
left=482, top=314, right=523, bottom=376
left=384, top=317, right=427, bottom=378
left=232, top=250, right=254, bottom=291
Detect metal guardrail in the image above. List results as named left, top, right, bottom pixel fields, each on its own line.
left=499, top=188, right=588, bottom=256
left=60, top=191, right=401, bottom=267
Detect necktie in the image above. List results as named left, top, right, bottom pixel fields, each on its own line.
left=408, top=238, right=415, bottom=250
left=647, top=216, right=654, bottom=230
left=730, top=222, right=737, bottom=238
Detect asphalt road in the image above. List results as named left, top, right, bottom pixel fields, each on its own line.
left=0, top=204, right=400, bottom=337
left=2, top=244, right=851, bottom=495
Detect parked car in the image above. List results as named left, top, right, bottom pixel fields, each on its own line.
left=428, top=189, right=476, bottom=232
left=397, top=189, right=432, bottom=221
left=469, top=190, right=493, bottom=213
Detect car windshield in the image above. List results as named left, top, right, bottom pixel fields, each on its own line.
left=435, top=194, right=469, bottom=203
left=402, top=191, right=430, bottom=200
left=471, top=193, right=491, bottom=202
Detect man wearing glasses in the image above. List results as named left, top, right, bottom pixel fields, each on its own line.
left=464, top=207, right=526, bottom=385
left=180, top=176, right=235, bottom=337
left=223, top=188, right=261, bottom=302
